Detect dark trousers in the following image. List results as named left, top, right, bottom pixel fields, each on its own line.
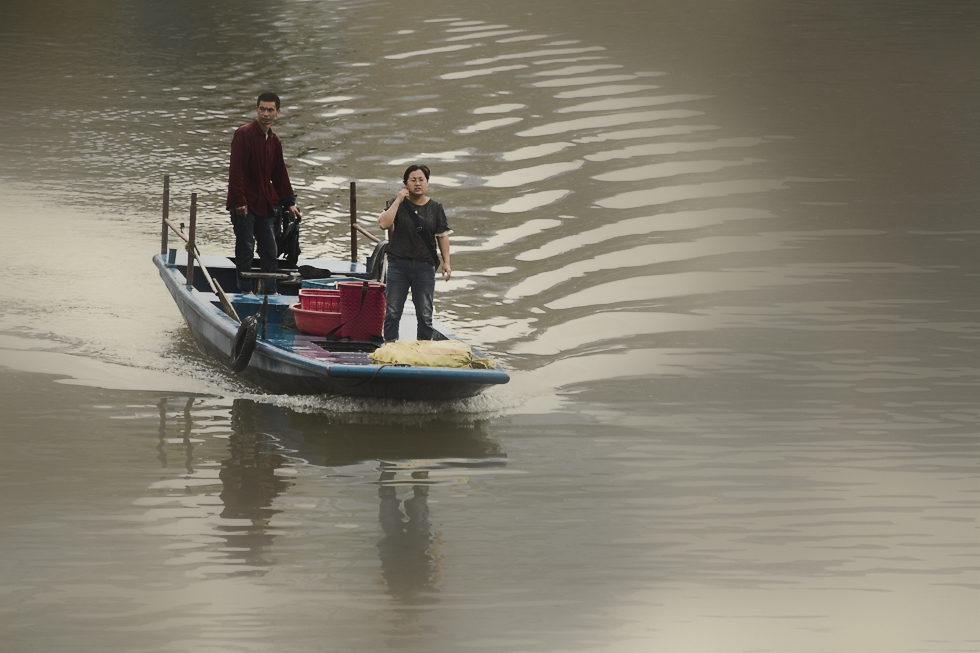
left=231, top=209, right=278, bottom=294
left=384, top=259, right=436, bottom=341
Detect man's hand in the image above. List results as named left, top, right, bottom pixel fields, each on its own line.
left=236, top=205, right=248, bottom=217
left=289, top=205, right=302, bottom=222
left=442, top=263, right=452, bottom=281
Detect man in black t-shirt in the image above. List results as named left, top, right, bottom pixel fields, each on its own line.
left=378, top=164, right=453, bottom=341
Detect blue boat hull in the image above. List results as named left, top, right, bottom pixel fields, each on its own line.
left=154, top=254, right=509, bottom=399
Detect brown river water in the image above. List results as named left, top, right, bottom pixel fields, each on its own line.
left=0, top=1, right=977, bottom=651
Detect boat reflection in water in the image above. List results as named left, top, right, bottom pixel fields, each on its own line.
left=377, top=467, right=439, bottom=602
left=153, top=396, right=504, bottom=596
left=219, top=400, right=296, bottom=570
left=152, top=398, right=296, bottom=575
left=278, top=405, right=504, bottom=603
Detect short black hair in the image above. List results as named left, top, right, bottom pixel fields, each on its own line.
left=403, top=164, right=431, bottom=184
left=256, top=92, right=281, bottom=110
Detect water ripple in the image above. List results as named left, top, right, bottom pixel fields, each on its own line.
left=517, top=109, right=704, bottom=137
left=507, top=235, right=787, bottom=302
left=483, top=160, right=584, bottom=188
left=597, top=179, right=789, bottom=210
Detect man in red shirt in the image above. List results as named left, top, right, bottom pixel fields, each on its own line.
left=226, top=91, right=301, bottom=294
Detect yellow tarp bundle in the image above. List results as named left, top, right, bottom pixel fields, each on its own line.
left=369, top=340, right=494, bottom=369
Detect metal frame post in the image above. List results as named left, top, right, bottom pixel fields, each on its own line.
left=161, top=174, right=170, bottom=254
left=186, top=193, right=197, bottom=287
left=350, top=181, right=357, bottom=262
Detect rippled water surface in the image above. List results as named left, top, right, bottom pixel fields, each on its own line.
left=1, top=1, right=978, bottom=651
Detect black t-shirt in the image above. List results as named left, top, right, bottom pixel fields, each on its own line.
left=385, top=198, right=450, bottom=266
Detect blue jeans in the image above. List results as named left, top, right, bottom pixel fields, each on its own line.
left=384, top=259, right=436, bottom=341
left=231, top=209, right=278, bottom=293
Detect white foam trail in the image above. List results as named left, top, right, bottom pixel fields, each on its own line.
left=0, top=346, right=217, bottom=394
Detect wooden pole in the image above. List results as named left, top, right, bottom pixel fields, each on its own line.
left=353, top=223, right=380, bottom=243
left=261, top=295, right=269, bottom=341
left=186, top=193, right=197, bottom=287
left=161, top=175, right=170, bottom=255
left=164, top=216, right=240, bottom=322
left=350, top=181, right=357, bottom=262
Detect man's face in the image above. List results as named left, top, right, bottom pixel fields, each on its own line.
left=255, top=101, right=280, bottom=128
left=405, top=170, right=429, bottom=196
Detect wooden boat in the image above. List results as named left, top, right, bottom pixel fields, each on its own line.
left=154, top=178, right=509, bottom=400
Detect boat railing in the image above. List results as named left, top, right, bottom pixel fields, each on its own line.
left=159, top=175, right=388, bottom=321
left=161, top=175, right=382, bottom=269
left=349, top=181, right=382, bottom=258
left=159, top=175, right=240, bottom=321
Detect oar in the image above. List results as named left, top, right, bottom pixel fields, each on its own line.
left=192, top=246, right=241, bottom=323
left=164, top=217, right=241, bottom=323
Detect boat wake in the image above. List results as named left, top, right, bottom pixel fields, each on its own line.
left=236, top=382, right=524, bottom=418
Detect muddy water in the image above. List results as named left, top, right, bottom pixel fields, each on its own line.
left=0, top=1, right=977, bottom=651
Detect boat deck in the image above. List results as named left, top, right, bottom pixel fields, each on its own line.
left=210, top=292, right=450, bottom=367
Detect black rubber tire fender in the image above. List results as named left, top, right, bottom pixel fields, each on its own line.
left=368, top=240, right=388, bottom=282
left=229, top=315, right=258, bottom=373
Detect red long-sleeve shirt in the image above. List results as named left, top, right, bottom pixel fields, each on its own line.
left=225, top=120, right=295, bottom=216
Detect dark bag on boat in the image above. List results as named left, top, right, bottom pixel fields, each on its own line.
left=274, top=205, right=301, bottom=267
left=280, top=306, right=298, bottom=331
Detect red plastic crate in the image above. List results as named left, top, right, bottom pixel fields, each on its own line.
left=299, top=288, right=340, bottom=312
left=291, top=304, right=343, bottom=336
left=338, top=281, right=385, bottom=341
